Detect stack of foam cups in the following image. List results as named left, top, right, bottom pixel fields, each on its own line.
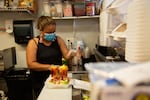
left=125, top=0, right=150, bottom=63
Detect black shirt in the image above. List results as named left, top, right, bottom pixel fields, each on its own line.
left=30, top=37, right=62, bottom=97
left=37, top=37, right=62, bottom=65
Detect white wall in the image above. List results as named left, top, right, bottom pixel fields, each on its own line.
left=0, top=0, right=99, bottom=68
left=56, top=19, right=99, bottom=50
left=0, top=32, right=27, bottom=68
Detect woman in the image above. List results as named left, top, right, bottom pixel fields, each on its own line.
left=26, top=16, right=79, bottom=98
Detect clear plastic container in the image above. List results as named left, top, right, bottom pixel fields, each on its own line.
left=49, top=1, right=57, bottom=17
left=42, top=1, right=50, bottom=16
left=55, top=0, right=63, bottom=17
left=84, top=62, right=135, bottom=83
left=63, top=1, right=73, bottom=17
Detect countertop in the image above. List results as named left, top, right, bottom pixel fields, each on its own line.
left=37, top=86, right=72, bottom=100
left=37, top=71, right=89, bottom=100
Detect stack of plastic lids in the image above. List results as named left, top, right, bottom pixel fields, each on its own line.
left=125, top=0, right=150, bottom=63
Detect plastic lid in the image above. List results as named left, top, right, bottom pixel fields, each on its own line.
left=86, top=2, right=95, bottom=6
left=106, top=78, right=120, bottom=85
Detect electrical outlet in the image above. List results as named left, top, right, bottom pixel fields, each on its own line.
left=66, top=37, right=75, bottom=49
left=66, top=37, right=75, bottom=44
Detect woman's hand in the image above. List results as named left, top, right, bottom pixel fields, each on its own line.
left=68, top=49, right=76, bottom=58
left=76, top=46, right=82, bottom=59
left=71, top=47, right=83, bottom=65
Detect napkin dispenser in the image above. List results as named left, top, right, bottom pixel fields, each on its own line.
left=13, top=20, right=33, bottom=44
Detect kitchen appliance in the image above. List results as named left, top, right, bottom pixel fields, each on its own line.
left=0, top=47, right=16, bottom=71
left=5, top=68, right=34, bottom=100
left=94, top=44, right=125, bottom=62
left=0, top=47, right=34, bottom=100
left=0, top=72, right=8, bottom=100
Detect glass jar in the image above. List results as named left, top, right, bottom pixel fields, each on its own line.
left=55, top=0, right=63, bottom=17
left=0, top=0, right=4, bottom=8
left=49, top=1, right=57, bottom=17
left=63, top=0, right=73, bottom=17
left=42, top=1, right=50, bottom=16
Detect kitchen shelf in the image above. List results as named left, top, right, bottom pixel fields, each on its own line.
left=108, top=23, right=127, bottom=40
left=52, top=15, right=100, bottom=20
left=0, top=7, right=36, bottom=17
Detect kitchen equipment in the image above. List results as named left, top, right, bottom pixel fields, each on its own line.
left=0, top=47, right=34, bottom=100
left=94, top=44, right=125, bottom=62
left=0, top=47, right=16, bottom=71
left=96, top=45, right=117, bottom=57
left=4, top=68, right=34, bottom=100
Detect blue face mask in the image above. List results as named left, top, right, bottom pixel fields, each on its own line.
left=44, top=33, right=56, bottom=41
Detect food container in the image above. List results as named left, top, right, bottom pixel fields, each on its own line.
left=84, top=62, right=134, bottom=83
left=86, top=2, right=95, bottom=16
left=74, top=2, right=86, bottom=16
left=0, top=0, right=4, bottom=8
left=49, top=1, right=57, bottom=17
left=42, top=1, right=50, bottom=16
left=55, top=0, right=63, bottom=17
left=63, top=1, right=73, bottom=17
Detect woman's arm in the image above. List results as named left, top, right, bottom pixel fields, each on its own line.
left=57, top=36, right=76, bottom=60
left=26, top=38, right=51, bottom=71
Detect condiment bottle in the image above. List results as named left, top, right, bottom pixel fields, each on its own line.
left=84, top=47, right=91, bottom=59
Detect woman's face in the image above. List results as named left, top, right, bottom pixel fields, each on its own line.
left=43, top=24, right=56, bottom=34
